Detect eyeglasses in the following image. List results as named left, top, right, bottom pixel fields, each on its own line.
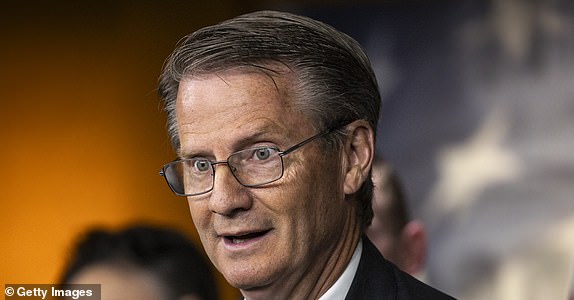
left=159, top=124, right=345, bottom=197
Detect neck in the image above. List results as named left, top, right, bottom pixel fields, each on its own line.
left=311, top=218, right=362, bottom=299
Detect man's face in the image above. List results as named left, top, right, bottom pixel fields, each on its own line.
left=175, top=70, right=350, bottom=295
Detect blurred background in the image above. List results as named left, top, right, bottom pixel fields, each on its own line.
left=1, top=1, right=573, bottom=299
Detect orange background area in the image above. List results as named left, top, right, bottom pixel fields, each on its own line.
left=0, top=2, right=266, bottom=299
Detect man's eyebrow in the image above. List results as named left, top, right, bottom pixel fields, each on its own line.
left=177, top=148, right=206, bottom=159
left=231, top=124, right=284, bottom=151
left=177, top=123, right=286, bottom=159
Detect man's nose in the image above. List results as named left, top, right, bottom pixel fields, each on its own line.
left=208, top=163, right=253, bottom=216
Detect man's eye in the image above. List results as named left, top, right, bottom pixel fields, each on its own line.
left=254, top=148, right=273, bottom=160
left=193, top=160, right=211, bottom=172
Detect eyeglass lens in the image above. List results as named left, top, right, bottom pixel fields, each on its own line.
left=163, top=147, right=284, bottom=196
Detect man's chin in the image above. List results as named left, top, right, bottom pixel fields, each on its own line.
left=222, top=268, right=278, bottom=296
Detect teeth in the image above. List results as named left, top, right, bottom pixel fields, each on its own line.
left=226, top=230, right=268, bottom=244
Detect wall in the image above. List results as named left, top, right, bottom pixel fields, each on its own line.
left=0, top=2, right=262, bottom=299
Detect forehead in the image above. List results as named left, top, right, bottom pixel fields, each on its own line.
left=175, top=69, right=313, bottom=154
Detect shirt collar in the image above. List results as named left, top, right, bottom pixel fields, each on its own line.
left=318, top=239, right=363, bottom=300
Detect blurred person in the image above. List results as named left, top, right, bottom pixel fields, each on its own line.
left=61, top=224, right=219, bottom=300
left=300, top=1, right=574, bottom=299
left=157, top=10, right=454, bottom=299
left=366, top=158, right=427, bottom=276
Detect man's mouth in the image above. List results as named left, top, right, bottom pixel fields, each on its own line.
left=223, top=229, right=271, bottom=244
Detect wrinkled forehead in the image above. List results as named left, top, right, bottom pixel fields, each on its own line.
left=174, top=68, right=316, bottom=157
left=176, top=66, right=297, bottom=115
left=179, top=64, right=298, bottom=106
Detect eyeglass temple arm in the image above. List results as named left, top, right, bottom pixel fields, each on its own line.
left=279, top=125, right=342, bottom=156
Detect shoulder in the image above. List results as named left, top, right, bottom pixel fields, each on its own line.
left=345, top=236, right=456, bottom=300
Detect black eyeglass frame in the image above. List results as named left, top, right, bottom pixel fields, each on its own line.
left=159, top=122, right=349, bottom=197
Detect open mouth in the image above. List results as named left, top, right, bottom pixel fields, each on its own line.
left=224, top=229, right=271, bottom=244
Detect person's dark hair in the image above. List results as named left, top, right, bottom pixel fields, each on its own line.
left=158, top=10, right=381, bottom=229
left=60, top=224, right=218, bottom=300
left=385, top=167, right=411, bottom=236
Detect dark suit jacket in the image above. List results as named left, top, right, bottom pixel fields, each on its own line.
left=345, top=236, right=455, bottom=299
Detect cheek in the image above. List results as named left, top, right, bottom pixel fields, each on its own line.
left=187, top=200, right=211, bottom=232
left=283, top=157, right=346, bottom=235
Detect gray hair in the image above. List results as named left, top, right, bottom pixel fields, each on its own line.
left=158, top=10, right=381, bottom=229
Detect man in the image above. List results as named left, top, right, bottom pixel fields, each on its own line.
left=158, top=10, right=454, bottom=299
left=367, top=158, right=427, bottom=276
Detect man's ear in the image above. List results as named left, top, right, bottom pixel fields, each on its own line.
left=342, top=120, right=375, bottom=195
